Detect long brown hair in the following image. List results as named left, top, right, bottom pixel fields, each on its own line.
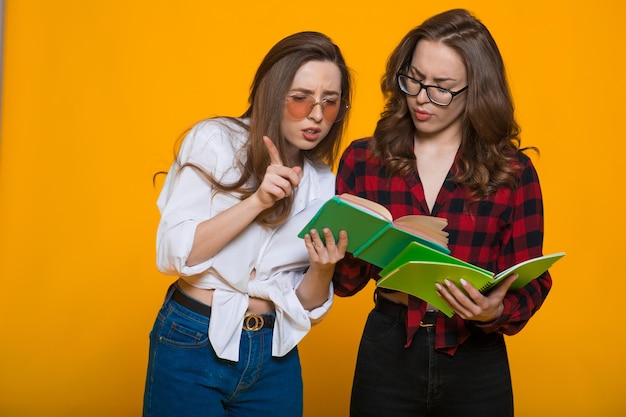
left=171, top=31, right=352, bottom=225
left=373, top=9, right=530, bottom=199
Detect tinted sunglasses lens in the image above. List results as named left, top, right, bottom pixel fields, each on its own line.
left=285, top=95, right=345, bottom=122
left=286, top=96, right=313, bottom=119
left=324, top=103, right=340, bottom=122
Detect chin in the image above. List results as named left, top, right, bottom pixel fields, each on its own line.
left=299, top=140, right=321, bottom=150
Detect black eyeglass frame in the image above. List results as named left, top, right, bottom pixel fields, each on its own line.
left=397, top=74, right=468, bottom=107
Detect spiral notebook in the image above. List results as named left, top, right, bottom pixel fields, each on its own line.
left=377, top=241, right=565, bottom=317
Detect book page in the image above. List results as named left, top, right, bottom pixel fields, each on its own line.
left=339, top=194, right=450, bottom=247
left=338, top=193, right=392, bottom=222
left=393, top=217, right=449, bottom=247
left=395, top=215, right=448, bottom=229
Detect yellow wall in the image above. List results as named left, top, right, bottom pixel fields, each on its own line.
left=1, top=1, right=624, bottom=416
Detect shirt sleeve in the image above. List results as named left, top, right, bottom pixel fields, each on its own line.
left=477, top=156, right=553, bottom=334
left=155, top=120, right=240, bottom=276
left=332, top=140, right=378, bottom=296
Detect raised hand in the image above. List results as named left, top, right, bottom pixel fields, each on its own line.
left=253, top=136, right=304, bottom=209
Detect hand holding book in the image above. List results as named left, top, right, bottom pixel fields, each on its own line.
left=377, top=241, right=565, bottom=317
left=298, top=193, right=450, bottom=268
left=299, top=194, right=564, bottom=317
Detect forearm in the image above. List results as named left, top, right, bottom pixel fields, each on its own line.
left=296, top=264, right=334, bottom=311
left=474, top=272, right=552, bottom=334
left=187, top=194, right=267, bottom=266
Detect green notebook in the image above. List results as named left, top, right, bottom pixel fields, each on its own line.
left=298, top=194, right=450, bottom=268
left=377, top=241, right=565, bottom=317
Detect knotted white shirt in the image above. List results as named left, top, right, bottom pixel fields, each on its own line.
left=156, top=118, right=335, bottom=361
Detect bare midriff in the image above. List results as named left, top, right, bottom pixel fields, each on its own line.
left=177, top=278, right=275, bottom=315
left=378, top=290, right=439, bottom=311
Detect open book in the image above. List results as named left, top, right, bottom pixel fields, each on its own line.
left=377, top=241, right=565, bottom=317
left=298, top=194, right=450, bottom=268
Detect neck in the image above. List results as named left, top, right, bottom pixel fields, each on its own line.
left=414, top=133, right=460, bottom=157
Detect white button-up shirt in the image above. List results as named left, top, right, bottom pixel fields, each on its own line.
left=156, top=118, right=335, bottom=361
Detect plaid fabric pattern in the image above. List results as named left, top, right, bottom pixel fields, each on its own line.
left=333, top=138, right=552, bottom=355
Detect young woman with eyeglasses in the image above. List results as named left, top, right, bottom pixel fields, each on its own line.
left=143, top=31, right=351, bottom=417
left=333, top=9, right=551, bottom=417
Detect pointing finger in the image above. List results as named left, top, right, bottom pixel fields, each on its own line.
left=263, top=136, right=283, bottom=166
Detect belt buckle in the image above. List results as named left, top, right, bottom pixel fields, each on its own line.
left=243, top=314, right=265, bottom=331
left=420, top=310, right=437, bottom=327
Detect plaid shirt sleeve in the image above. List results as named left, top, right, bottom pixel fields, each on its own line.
left=332, top=139, right=380, bottom=296
left=473, top=156, right=552, bottom=335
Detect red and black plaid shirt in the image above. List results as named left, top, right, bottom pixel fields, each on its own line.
left=333, top=138, right=552, bottom=356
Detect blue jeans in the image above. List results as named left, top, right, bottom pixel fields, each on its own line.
left=350, top=308, right=513, bottom=417
left=143, top=285, right=303, bottom=417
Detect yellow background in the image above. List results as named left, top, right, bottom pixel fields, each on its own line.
left=1, top=1, right=624, bottom=416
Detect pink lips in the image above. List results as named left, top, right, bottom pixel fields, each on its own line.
left=414, top=109, right=432, bottom=121
left=302, top=127, right=321, bottom=141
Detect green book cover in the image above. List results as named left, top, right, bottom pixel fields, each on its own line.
left=298, top=195, right=450, bottom=268
left=377, top=242, right=565, bottom=317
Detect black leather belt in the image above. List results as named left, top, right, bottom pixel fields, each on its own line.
left=375, top=294, right=438, bottom=327
left=172, top=286, right=275, bottom=331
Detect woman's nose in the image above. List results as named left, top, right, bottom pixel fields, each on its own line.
left=307, top=102, right=324, bottom=122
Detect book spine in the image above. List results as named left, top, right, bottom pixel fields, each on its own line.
left=353, top=223, right=392, bottom=257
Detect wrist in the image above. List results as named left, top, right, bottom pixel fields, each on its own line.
left=248, top=192, right=273, bottom=211
left=306, top=263, right=335, bottom=279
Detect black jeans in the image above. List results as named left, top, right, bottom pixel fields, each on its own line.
left=350, top=308, right=513, bottom=417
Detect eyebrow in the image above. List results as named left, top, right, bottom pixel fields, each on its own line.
left=408, top=67, right=459, bottom=84
left=288, top=87, right=341, bottom=96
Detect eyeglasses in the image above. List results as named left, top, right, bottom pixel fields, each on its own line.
left=285, top=93, right=349, bottom=122
left=397, top=74, right=468, bottom=106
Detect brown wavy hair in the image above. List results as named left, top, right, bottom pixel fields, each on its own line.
left=372, top=8, right=533, bottom=199
left=167, top=31, right=352, bottom=225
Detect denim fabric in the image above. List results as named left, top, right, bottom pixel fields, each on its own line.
left=350, top=308, right=513, bottom=417
left=143, top=286, right=303, bottom=417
